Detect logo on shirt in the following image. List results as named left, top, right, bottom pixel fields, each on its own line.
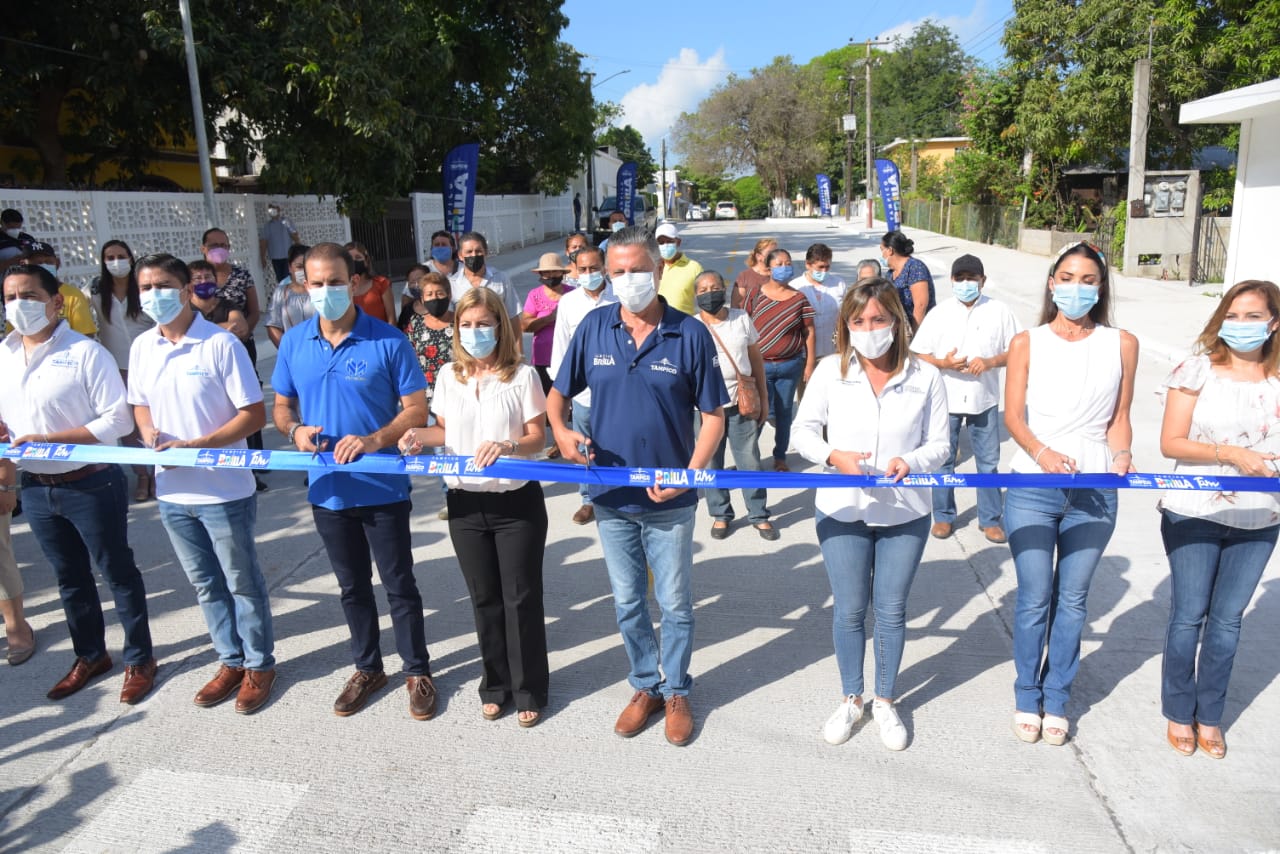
left=250, top=451, right=271, bottom=467
left=344, top=359, right=368, bottom=380
left=593, top=354, right=616, bottom=366
left=185, top=366, right=212, bottom=378
left=49, top=355, right=79, bottom=369
left=651, top=357, right=678, bottom=375
left=1154, top=476, right=1194, bottom=490
left=428, top=459, right=459, bottom=475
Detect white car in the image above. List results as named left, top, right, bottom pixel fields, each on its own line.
left=686, top=206, right=706, bottom=221
left=715, top=201, right=738, bottom=220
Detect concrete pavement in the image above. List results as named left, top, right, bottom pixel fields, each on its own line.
left=1, top=219, right=1277, bottom=852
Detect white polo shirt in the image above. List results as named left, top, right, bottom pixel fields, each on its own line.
left=432, top=363, right=546, bottom=493
left=909, top=293, right=1022, bottom=415
left=0, top=321, right=133, bottom=474
left=793, top=274, right=849, bottom=358
left=549, top=283, right=618, bottom=407
left=449, top=266, right=520, bottom=320
left=127, top=312, right=263, bottom=504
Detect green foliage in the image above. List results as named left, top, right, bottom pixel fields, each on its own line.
left=874, top=22, right=971, bottom=140
left=731, top=176, right=770, bottom=219
left=596, top=125, right=657, bottom=187
left=887, top=147, right=947, bottom=200
left=675, top=164, right=730, bottom=208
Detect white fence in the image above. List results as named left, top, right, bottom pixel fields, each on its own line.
left=411, top=190, right=576, bottom=261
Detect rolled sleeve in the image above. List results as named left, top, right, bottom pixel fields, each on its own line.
left=83, top=345, right=133, bottom=443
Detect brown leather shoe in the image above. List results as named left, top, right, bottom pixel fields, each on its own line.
left=407, top=675, right=437, bottom=721
left=614, top=690, right=664, bottom=738
left=572, top=505, right=595, bottom=525
left=47, top=655, right=113, bottom=700
left=120, top=658, right=158, bottom=705
left=930, top=522, right=954, bottom=539
left=665, top=695, right=695, bottom=746
left=235, top=669, right=276, bottom=715
left=983, top=525, right=1008, bottom=544
left=334, top=669, right=387, bottom=717
left=194, top=664, right=245, bottom=707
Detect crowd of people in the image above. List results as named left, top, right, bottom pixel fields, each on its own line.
left=0, top=206, right=1276, bottom=760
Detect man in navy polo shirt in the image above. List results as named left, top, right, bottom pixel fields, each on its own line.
left=271, top=242, right=436, bottom=721
left=547, top=225, right=727, bottom=747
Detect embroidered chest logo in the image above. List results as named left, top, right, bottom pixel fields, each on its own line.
left=344, top=359, right=368, bottom=380
left=592, top=354, right=616, bottom=366
left=650, top=357, right=678, bottom=375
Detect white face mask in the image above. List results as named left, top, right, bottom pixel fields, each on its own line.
left=8, top=298, right=52, bottom=336
left=268, top=207, right=280, bottom=218
left=105, top=258, right=132, bottom=277
left=3, top=228, right=21, bottom=240
left=610, top=271, right=657, bottom=313
left=849, top=325, right=894, bottom=359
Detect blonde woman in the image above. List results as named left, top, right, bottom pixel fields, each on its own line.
left=399, top=288, right=549, bottom=727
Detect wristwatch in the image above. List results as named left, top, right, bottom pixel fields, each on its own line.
left=287, top=423, right=305, bottom=445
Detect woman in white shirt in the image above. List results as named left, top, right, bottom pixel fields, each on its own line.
left=793, top=279, right=949, bottom=751
left=1003, top=242, right=1138, bottom=747
left=397, top=287, right=548, bottom=727
left=1158, top=280, right=1280, bottom=759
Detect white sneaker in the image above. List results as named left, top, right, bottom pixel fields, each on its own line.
left=822, top=695, right=863, bottom=745
left=872, top=699, right=908, bottom=751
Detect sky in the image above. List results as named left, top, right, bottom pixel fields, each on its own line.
left=561, top=0, right=1015, bottom=157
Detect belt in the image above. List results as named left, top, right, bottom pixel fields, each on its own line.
left=24, top=463, right=110, bottom=486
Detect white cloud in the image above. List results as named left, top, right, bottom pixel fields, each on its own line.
left=876, top=0, right=994, bottom=50
left=616, top=48, right=730, bottom=155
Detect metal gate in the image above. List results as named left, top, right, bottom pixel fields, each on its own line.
left=1191, top=216, right=1229, bottom=285
left=348, top=199, right=418, bottom=281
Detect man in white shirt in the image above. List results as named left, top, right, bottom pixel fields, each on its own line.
left=793, top=242, right=848, bottom=360
left=129, top=253, right=277, bottom=715
left=0, top=264, right=157, bottom=704
left=450, top=231, right=521, bottom=348
left=909, top=254, right=1022, bottom=543
left=549, top=244, right=616, bottom=525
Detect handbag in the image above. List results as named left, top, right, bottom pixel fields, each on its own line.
left=706, top=320, right=762, bottom=420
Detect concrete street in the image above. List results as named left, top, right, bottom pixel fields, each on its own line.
left=1, top=217, right=1276, bottom=853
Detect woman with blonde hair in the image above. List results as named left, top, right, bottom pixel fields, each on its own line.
left=1159, top=279, right=1280, bottom=759
left=398, top=287, right=549, bottom=727
left=794, top=278, right=950, bottom=751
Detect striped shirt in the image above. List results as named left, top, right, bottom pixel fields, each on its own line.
left=745, top=286, right=814, bottom=361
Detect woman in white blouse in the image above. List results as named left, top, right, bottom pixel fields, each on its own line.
left=794, top=279, right=949, bottom=752
left=1159, top=280, right=1280, bottom=759
left=398, top=287, right=549, bottom=727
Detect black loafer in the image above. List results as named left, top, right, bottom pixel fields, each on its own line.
left=755, top=523, right=780, bottom=542
left=710, top=522, right=730, bottom=540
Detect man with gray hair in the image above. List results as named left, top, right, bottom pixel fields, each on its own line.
left=547, top=226, right=728, bottom=746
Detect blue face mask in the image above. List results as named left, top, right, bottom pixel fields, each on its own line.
left=140, top=287, right=184, bottom=326
left=953, top=280, right=981, bottom=304
left=771, top=265, right=793, bottom=283
left=310, top=284, right=352, bottom=321
left=459, top=326, right=498, bottom=358
left=1051, top=283, right=1099, bottom=320
left=809, top=269, right=827, bottom=284
left=430, top=246, right=453, bottom=264
left=1219, top=320, right=1273, bottom=353
left=577, top=271, right=605, bottom=291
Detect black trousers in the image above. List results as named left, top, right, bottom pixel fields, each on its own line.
left=446, top=481, right=549, bottom=710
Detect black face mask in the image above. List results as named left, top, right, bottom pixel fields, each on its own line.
left=695, top=290, right=727, bottom=314
left=423, top=297, right=450, bottom=318
left=463, top=255, right=486, bottom=273
left=567, top=250, right=581, bottom=263
left=539, top=276, right=564, bottom=288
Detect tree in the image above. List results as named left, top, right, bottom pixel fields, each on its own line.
left=596, top=125, right=657, bottom=187
left=874, top=22, right=971, bottom=142
left=731, top=175, right=769, bottom=219
left=673, top=164, right=729, bottom=208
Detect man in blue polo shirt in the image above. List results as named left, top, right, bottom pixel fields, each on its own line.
left=547, top=225, right=727, bottom=747
left=271, top=242, right=436, bottom=721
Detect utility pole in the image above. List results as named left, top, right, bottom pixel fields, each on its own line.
left=661, top=137, right=668, bottom=221
left=178, top=0, right=217, bottom=228
left=1124, top=55, right=1151, bottom=271
left=859, top=38, right=893, bottom=230
left=842, top=76, right=856, bottom=221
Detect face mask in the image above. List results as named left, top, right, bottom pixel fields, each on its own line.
left=268, top=208, right=280, bottom=219
left=206, top=247, right=230, bottom=265
left=809, top=269, right=827, bottom=284
left=1219, top=320, right=1273, bottom=353
left=423, top=297, right=450, bottom=318
left=430, top=245, right=453, bottom=264
left=610, top=221, right=626, bottom=233
left=405, top=285, right=422, bottom=302
left=577, top=271, right=605, bottom=292
left=849, top=325, right=895, bottom=359
left=1051, top=283, right=1099, bottom=320
left=193, top=282, right=218, bottom=299
left=952, top=280, right=981, bottom=303
left=695, top=290, right=726, bottom=314
left=463, top=254, right=486, bottom=274
left=8, top=298, right=52, bottom=336
left=105, top=258, right=132, bottom=277
left=141, top=288, right=184, bottom=326
left=659, top=243, right=678, bottom=261
left=310, top=284, right=352, bottom=321
left=38, top=263, right=58, bottom=279
left=459, top=326, right=498, bottom=358
left=610, top=271, right=657, bottom=313
left=539, top=276, right=564, bottom=287
left=567, top=250, right=581, bottom=264
left=771, top=265, right=793, bottom=283
left=3, top=228, right=20, bottom=240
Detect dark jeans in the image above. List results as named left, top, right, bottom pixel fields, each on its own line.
left=764, top=351, right=805, bottom=461
left=311, top=501, right=430, bottom=675
left=270, top=257, right=290, bottom=282
left=22, top=465, right=153, bottom=665
left=447, top=481, right=549, bottom=710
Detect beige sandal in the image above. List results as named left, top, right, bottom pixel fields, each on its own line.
left=1012, top=711, right=1042, bottom=744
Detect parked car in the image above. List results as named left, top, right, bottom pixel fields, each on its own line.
left=715, top=200, right=738, bottom=220
left=686, top=206, right=706, bottom=221
left=592, top=194, right=657, bottom=244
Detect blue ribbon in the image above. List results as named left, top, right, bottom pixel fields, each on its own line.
left=3, top=443, right=1277, bottom=493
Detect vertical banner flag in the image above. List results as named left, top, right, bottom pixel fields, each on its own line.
left=874, top=158, right=903, bottom=232
left=816, top=173, right=833, bottom=217
left=442, top=143, right=480, bottom=235
left=616, top=162, right=638, bottom=225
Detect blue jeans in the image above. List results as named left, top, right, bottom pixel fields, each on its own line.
left=932, top=406, right=1003, bottom=528
left=764, top=352, right=805, bottom=461
left=594, top=503, right=696, bottom=698
left=816, top=512, right=929, bottom=698
left=700, top=407, right=768, bottom=523
left=22, top=465, right=153, bottom=665
left=572, top=400, right=593, bottom=505
left=1160, top=510, right=1278, bottom=727
left=1006, top=487, right=1117, bottom=717
left=159, top=496, right=275, bottom=671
